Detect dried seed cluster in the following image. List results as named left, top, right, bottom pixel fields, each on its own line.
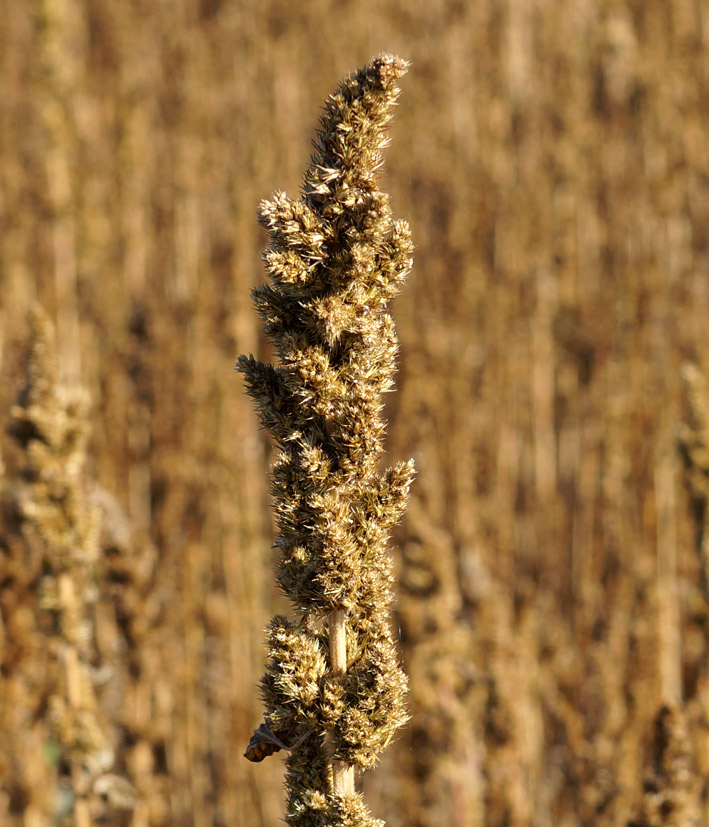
left=238, top=54, right=414, bottom=827
left=3, top=307, right=128, bottom=819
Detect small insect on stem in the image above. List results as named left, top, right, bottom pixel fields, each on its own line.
left=243, top=719, right=314, bottom=763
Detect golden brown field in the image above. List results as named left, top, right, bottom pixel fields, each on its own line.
left=1, top=1, right=708, bottom=825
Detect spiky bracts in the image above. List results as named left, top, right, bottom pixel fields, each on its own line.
left=238, top=54, right=414, bottom=826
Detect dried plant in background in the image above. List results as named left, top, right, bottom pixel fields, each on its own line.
left=677, top=363, right=709, bottom=822
left=1, top=307, right=132, bottom=826
left=628, top=705, right=702, bottom=827
left=238, top=54, right=415, bottom=827
left=679, top=363, right=709, bottom=609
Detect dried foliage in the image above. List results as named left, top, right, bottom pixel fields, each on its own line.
left=238, top=54, right=414, bottom=827
left=628, top=705, right=702, bottom=827
left=0, top=308, right=134, bottom=825
left=2, top=2, right=709, bottom=826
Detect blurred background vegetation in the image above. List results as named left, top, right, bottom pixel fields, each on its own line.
left=1, top=1, right=709, bottom=825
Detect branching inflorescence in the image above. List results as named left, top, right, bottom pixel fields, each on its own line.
left=238, top=54, right=415, bottom=827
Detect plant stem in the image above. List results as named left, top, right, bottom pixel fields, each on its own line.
left=59, top=576, right=92, bottom=827
left=328, top=609, right=355, bottom=796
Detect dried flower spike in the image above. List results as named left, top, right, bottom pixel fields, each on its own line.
left=4, top=306, right=134, bottom=824
left=238, top=53, right=415, bottom=827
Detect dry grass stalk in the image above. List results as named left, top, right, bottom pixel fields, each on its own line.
left=238, top=54, right=415, bottom=826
